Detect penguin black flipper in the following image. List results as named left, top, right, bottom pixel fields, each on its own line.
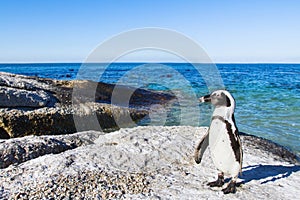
left=194, top=130, right=209, bottom=164
left=225, top=118, right=243, bottom=172
left=236, top=132, right=243, bottom=174
left=232, top=114, right=243, bottom=173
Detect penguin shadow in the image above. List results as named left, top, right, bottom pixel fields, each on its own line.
left=239, top=164, right=300, bottom=184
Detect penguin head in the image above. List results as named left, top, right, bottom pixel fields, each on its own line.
left=199, top=90, right=234, bottom=107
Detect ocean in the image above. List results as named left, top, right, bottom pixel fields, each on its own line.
left=0, top=63, right=299, bottom=156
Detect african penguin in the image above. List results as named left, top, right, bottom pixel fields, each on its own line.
left=194, top=90, right=243, bottom=194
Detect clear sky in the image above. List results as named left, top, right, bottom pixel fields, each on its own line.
left=0, top=0, right=299, bottom=63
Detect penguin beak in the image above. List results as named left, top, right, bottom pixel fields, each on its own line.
left=199, top=94, right=211, bottom=103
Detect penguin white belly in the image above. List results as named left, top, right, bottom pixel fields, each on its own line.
left=209, top=120, right=239, bottom=176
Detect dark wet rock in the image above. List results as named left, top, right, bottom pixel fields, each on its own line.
left=69, top=80, right=175, bottom=108
left=0, top=103, right=148, bottom=138
left=0, top=72, right=174, bottom=109
left=240, top=132, right=299, bottom=163
left=0, top=127, right=10, bottom=139
left=0, top=72, right=174, bottom=138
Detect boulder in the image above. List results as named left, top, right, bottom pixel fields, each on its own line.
left=0, top=103, right=148, bottom=138
left=0, top=72, right=175, bottom=108
left=0, top=131, right=102, bottom=169
left=0, top=72, right=54, bottom=91
left=0, top=86, right=52, bottom=108
left=0, top=126, right=299, bottom=199
left=0, top=72, right=175, bottom=138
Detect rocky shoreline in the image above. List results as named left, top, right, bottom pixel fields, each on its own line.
left=0, top=72, right=174, bottom=138
left=0, top=72, right=299, bottom=199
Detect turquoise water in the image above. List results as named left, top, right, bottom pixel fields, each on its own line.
left=0, top=63, right=299, bottom=156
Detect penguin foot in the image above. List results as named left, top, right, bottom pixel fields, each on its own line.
left=207, top=174, right=224, bottom=187
left=222, top=180, right=236, bottom=194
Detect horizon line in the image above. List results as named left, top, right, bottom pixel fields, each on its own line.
left=0, top=61, right=300, bottom=64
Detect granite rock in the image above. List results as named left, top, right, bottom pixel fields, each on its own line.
left=0, top=86, right=52, bottom=108
left=0, top=131, right=102, bottom=169
left=0, top=126, right=299, bottom=199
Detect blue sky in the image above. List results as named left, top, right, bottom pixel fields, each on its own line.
left=0, top=0, right=299, bottom=63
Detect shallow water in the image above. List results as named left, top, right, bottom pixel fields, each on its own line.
left=0, top=63, right=299, bottom=156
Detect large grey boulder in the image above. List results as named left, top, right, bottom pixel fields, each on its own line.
left=0, top=131, right=102, bottom=169
left=0, top=86, right=51, bottom=108
left=0, top=72, right=54, bottom=91
left=0, top=126, right=299, bottom=199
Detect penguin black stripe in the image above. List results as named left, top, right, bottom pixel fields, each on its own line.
left=211, top=115, right=225, bottom=123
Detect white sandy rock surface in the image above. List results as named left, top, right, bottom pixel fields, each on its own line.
left=0, top=86, right=51, bottom=107
left=0, top=126, right=299, bottom=199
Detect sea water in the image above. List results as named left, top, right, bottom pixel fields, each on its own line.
left=0, top=63, right=299, bottom=156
